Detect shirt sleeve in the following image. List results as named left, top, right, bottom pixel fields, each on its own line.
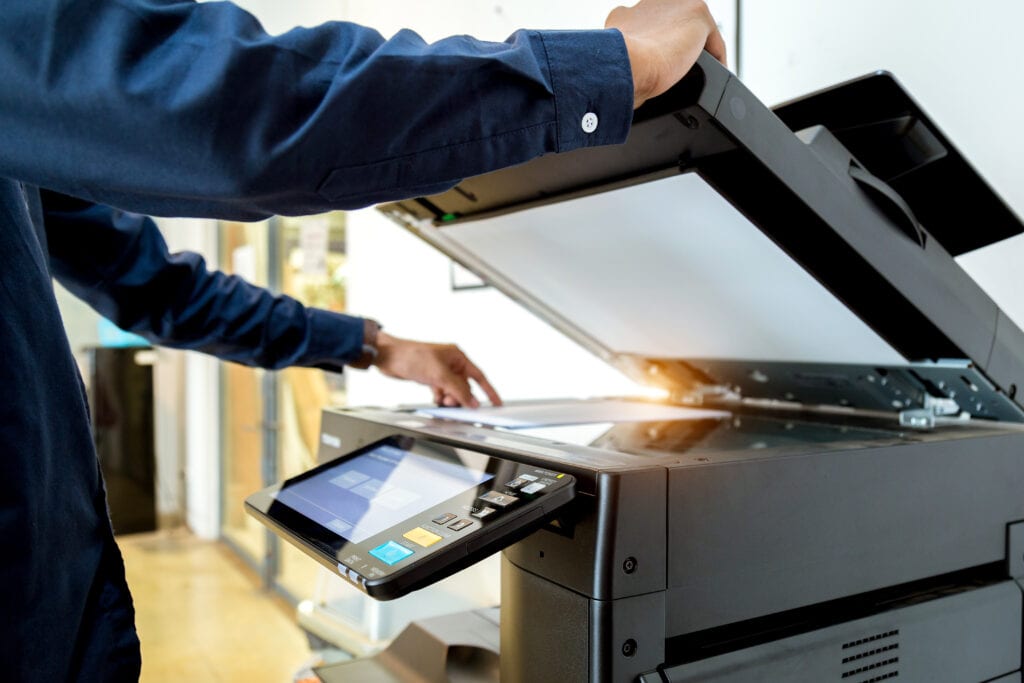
left=43, top=190, right=363, bottom=371
left=2, top=1, right=633, bottom=220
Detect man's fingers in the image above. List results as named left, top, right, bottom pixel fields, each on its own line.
left=604, top=5, right=627, bottom=29
left=606, top=0, right=726, bottom=106
left=437, top=369, right=478, bottom=409
left=705, top=25, right=728, bottom=67
left=464, top=360, right=503, bottom=406
left=693, top=2, right=727, bottom=67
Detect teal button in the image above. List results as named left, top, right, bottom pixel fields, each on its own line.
left=369, top=541, right=414, bottom=566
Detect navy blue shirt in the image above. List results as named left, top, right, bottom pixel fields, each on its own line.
left=0, top=1, right=633, bottom=679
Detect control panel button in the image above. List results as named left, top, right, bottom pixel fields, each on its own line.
left=505, top=477, right=530, bottom=490
left=403, top=527, right=443, bottom=548
left=431, top=512, right=457, bottom=525
left=369, top=541, right=414, bottom=566
left=479, top=491, right=518, bottom=508
left=471, top=507, right=497, bottom=520
left=521, top=482, right=547, bottom=495
left=448, top=519, right=473, bottom=532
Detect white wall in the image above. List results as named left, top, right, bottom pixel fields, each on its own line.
left=339, top=1, right=612, bottom=42
left=740, top=0, right=1024, bottom=330
left=234, top=0, right=345, bottom=35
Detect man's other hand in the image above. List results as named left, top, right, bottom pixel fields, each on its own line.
left=372, top=332, right=502, bottom=409
left=606, top=0, right=727, bottom=109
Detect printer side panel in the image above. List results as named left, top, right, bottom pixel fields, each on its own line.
left=653, top=580, right=1023, bottom=682
left=504, top=467, right=667, bottom=601
left=502, top=467, right=670, bottom=682
left=664, top=431, right=1024, bottom=637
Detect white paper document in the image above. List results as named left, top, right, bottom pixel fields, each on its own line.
left=416, top=399, right=729, bottom=429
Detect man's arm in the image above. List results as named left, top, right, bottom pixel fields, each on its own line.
left=2, top=1, right=722, bottom=220
left=4, top=0, right=632, bottom=219
left=43, top=191, right=501, bottom=406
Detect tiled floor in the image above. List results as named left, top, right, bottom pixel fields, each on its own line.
left=119, top=529, right=312, bottom=682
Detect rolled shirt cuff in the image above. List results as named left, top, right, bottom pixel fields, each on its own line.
left=535, top=28, right=634, bottom=153
left=301, top=309, right=367, bottom=372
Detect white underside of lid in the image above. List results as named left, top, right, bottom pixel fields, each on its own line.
left=444, top=173, right=907, bottom=366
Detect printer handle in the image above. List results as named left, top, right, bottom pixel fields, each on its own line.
left=849, top=162, right=928, bottom=248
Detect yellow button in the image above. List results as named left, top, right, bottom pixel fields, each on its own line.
left=403, top=527, right=443, bottom=548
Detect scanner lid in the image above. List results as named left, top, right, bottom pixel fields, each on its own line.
left=381, top=54, right=1024, bottom=423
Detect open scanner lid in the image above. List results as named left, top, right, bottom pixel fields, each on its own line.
left=381, top=53, right=1024, bottom=424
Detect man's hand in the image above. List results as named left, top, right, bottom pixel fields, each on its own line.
left=372, top=332, right=502, bottom=409
left=605, top=0, right=727, bottom=109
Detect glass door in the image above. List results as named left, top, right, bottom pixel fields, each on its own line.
left=216, top=213, right=349, bottom=598
left=274, top=213, right=348, bottom=598
left=218, top=219, right=272, bottom=569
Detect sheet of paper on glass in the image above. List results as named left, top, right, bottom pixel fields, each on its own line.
left=417, top=399, right=730, bottom=429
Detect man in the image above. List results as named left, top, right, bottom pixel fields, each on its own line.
left=0, top=0, right=725, bottom=679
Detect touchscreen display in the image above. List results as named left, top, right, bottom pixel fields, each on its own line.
left=273, top=442, right=494, bottom=544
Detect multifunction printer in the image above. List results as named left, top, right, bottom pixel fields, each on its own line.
left=249, top=53, right=1024, bottom=682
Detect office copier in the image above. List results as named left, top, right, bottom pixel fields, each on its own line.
left=249, top=53, right=1024, bottom=682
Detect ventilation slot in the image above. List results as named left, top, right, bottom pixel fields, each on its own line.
left=842, top=658, right=898, bottom=678
left=842, top=643, right=899, bottom=664
left=842, top=629, right=898, bottom=650
left=840, top=629, right=899, bottom=681
left=861, top=673, right=898, bottom=682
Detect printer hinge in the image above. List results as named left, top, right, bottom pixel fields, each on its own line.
left=898, top=395, right=969, bottom=430
left=670, top=383, right=737, bottom=407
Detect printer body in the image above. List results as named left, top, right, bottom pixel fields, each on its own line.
left=293, top=54, right=1024, bottom=681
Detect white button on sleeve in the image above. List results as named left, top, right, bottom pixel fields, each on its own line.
left=581, top=112, right=599, bottom=134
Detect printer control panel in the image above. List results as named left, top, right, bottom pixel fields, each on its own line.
left=246, top=435, right=575, bottom=600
